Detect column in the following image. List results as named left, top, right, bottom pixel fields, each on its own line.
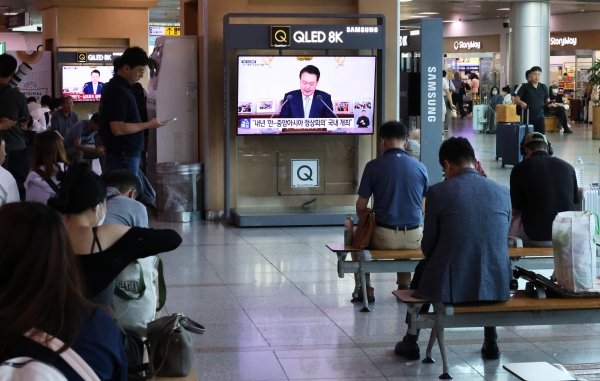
left=509, top=2, right=550, bottom=87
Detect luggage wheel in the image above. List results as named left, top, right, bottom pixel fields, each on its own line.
left=501, top=164, right=505, bottom=168
left=495, top=157, right=499, bottom=161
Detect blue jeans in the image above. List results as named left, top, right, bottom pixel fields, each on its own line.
left=105, top=155, right=156, bottom=205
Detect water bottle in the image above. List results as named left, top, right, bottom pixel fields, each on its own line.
left=574, top=157, right=585, bottom=188
left=344, top=215, right=354, bottom=245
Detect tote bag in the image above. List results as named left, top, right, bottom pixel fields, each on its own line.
left=552, top=211, right=599, bottom=292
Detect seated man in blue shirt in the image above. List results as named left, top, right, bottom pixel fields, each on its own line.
left=63, top=113, right=105, bottom=172
left=50, top=95, right=79, bottom=138
left=356, top=121, right=429, bottom=303
left=395, top=137, right=512, bottom=361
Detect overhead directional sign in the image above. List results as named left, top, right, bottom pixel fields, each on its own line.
left=291, top=159, right=319, bottom=188
left=149, top=26, right=180, bottom=36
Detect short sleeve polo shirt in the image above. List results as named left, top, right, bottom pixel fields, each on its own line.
left=517, top=82, right=549, bottom=120
left=99, top=75, right=143, bottom=157
left=358, top=148, right=429, bottom=226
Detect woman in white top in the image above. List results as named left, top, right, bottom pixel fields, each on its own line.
left=502, top=86, right=513, bottom=105
left=0, top=134, right=20, bottom=206
left=24, top=130, right=70, bottom=204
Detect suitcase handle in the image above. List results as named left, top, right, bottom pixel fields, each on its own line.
left=520, top=107, right=529, bottom=126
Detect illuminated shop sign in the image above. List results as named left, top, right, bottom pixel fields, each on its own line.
left=550, top=37, right=577, bottom=47
left=293, top=30, right=343, bottom=44
left=453, top=40, right=481, bottom=50
left=265, top=25, right=383, bottom=49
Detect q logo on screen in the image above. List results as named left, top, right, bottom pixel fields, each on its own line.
left=297, top=166, right=313, bottom=182
left=77, top=52, right=87, bottom=63
left=270, top=26, right=291, bottom=48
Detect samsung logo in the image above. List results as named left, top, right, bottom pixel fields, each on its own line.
left=427, top=67, right=437, bottom=122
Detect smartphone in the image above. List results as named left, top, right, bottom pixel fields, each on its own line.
left=17, top=117, right=28, bottom=123
left=161, top=118, right=177, bottom=123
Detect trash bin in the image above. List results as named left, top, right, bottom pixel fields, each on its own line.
left=156, top=162, right=203, bottom=222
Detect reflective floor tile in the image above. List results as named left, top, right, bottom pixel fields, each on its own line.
left=194, top=352, right=287, bottom=381
left=278, top=355, right=384, bottom=379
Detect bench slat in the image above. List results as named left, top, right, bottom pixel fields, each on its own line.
left=394, top=290, right=600, bottom=313
left=371, top=250, right=423, bottom=260
left=326, top=243, right=362, bottom=253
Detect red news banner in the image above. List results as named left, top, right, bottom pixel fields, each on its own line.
left=244, top=118, right=354, bottom=130
left=63, top=93, right=101, bottom=102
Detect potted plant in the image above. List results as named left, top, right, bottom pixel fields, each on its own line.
left=585, top=60, right=600, bottom=139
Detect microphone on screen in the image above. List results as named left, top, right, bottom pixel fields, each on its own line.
left=271, top=94, right=293, bottom=118
left=316, top=94, right=339, bottom=118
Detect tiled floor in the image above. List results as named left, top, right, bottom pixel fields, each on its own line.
left=151, top=117, right=599, bottom=380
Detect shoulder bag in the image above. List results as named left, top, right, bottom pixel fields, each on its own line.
left=143, top=313, right=205, bottom=378
left=352, top=208, right=376, bottom=249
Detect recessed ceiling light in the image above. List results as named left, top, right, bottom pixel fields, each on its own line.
left=497, top=8, right=510, bottom=11
left=419, top=12, right=439, bottom=15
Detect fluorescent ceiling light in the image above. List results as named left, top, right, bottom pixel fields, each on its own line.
left=409, top=15, right=428, bottom=18
left=443, top=20, right=455, bottom=23
left=419, top=12, right=439, bottom=15
left=497, top=8, right=510, bottom=11
left=3, top=12, right=17, bottom=15
left=399, top=0, right=413, bottom=2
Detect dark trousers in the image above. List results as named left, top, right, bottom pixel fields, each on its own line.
left=66, top=147, right=105, bottom=173
left=403, top=258, right=497, bottom=341
left=452, top=93, right=465, bottom=117
left=554, top=108, right=570, bottom=130
left=2, top=148, right=29, bottom=201
left=105, top=154, right=156, bottom=205
left=530, top=118, right=546, bottom=135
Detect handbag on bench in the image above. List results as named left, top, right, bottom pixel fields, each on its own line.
left=352, top=208, right=376, bottom=249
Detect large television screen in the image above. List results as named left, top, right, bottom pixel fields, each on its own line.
left=237, top=56, right=376, bottom=135
left=62, top=65, right=114, bottom=102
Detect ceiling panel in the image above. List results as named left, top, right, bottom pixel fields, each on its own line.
left=1, top=0, right=600, bottom=28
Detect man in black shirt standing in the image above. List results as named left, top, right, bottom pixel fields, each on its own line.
left=547, top=84, right=572, bottom=133
left=515, top=66, right=550, bottom=134
left=0, top=54, right=30, bottom=200
left=99, top=47, right=167, bottom=203
left=510, top=132, right=579, bottom=247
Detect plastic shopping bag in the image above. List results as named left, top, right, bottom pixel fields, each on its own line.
left=552, top=211, right=599, bottom=292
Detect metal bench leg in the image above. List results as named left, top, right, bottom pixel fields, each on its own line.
left=423, top=324, right=437, bottom=364
left=359, top=258, right=370, bottom=312
left=434, top=307, right=452, bottom=379
left=407, top=302, right=423, bottom=336
left=337, top=252, right=347, bottom=279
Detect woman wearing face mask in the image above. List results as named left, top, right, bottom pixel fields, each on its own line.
left=547, top=84, right=572, bottom=133
left=490, top=86, right=504, bottom=110
left=502, top=86, right=513, bottom=105
left=47, top=163, right=182, bottom=306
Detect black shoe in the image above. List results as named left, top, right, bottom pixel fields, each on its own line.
left=564, top=129, right=573, bottom=134
left=351, top=286, right=375, bottom=303
left=395, top=335, right=420, bottom=360
left=481, top=341, right=500, bottom=360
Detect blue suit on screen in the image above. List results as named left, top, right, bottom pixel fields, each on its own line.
left=279, top=90, right=336, bottom=118
left=82, top=82, right=104, bottom=95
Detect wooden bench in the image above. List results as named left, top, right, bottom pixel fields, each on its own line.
left=394, top=289, right=600, bottom=379
left=325, top=243, right=596, bottom=312
left=545, top=115, right=561, bottom=133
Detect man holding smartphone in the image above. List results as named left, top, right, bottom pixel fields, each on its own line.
left=0, top=53, right=30, bottom=200
left=99, top=47, right=168, bottom=204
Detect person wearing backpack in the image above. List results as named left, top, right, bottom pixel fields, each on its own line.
left=515, top=66, right=550, bottom=134
left=24, top=131, right=69, bottom=204
left=0, top=202, right=127, bottom=380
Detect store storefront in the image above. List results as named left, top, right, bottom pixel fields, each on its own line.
left=443, top=35, right=501, bottom=96
left=550, top=30, right=600, bottom=121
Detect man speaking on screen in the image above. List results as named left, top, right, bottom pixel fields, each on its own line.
left=279, top=65, right=336, bottom=119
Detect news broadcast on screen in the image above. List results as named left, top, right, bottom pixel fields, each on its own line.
left=237, top=56, right=376, bottom=135
left=62, top=65, right=113, bottom=102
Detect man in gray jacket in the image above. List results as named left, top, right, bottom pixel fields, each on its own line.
left=395, top=137, right=512, bottom=361
left=103, top=169, right=148, bottom=228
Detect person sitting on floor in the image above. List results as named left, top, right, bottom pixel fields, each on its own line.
left=510, top=132, right=579, bottom=247
left=355, top=121, right=429, bottom=302
left=0, top=202, right=127, bottom=380
left=24, top=130, right=69, bottom=204
left=103, top=169, right=148, bottom=228
left=395, top=137, right=512, bottom=361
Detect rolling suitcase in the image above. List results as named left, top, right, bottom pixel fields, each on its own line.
left=500, top=109, right=533, bottom=168
left=472, top=95, right=488, bottom=133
